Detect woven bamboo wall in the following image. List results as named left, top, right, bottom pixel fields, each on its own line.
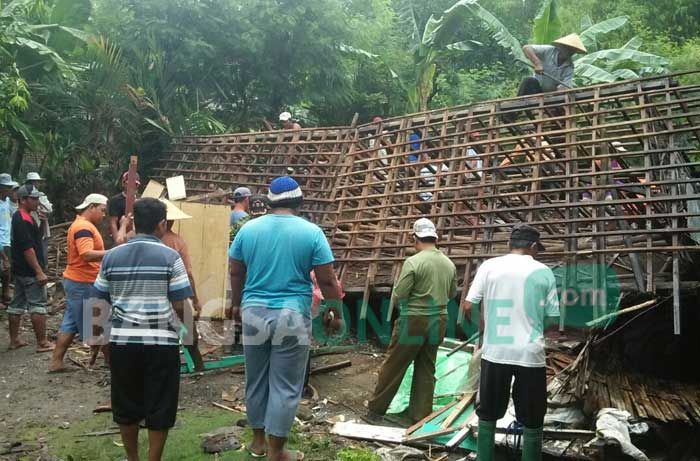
left=158, top=74, right=700, bottom=329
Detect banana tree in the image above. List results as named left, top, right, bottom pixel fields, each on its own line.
left=0, top=0, right=90, bottom=173
left=438, top=0, right=668, bottom=86
left=397, top=0, right=481, bottom=112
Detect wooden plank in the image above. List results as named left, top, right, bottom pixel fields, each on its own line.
left=402, top=424, right=466, bottom=443
left=440, top=393, right=475, bottom=429
left=331, top=422, right=405, bottom=443
left=405, top=399, right=460, bottom=436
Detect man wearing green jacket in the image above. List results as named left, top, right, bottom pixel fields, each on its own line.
left=367, top=218, right=457, bottom=423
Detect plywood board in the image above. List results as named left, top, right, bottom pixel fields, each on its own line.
left=173, top=202, right=230, bottom=318
left=142, top=180, right=166, bottom=199
left=166, top=175, right=187, bottom=201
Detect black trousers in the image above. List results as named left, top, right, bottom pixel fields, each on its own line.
left=476, top=359, right=547, bottom=429
left=517, top=77, right=543, bottom=96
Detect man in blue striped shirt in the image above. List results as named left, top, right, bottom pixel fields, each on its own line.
left=92, top=198, right=192, bottom=461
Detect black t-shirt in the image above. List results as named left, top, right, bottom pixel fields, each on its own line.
left=11, top=210, right=45, bottom=276
left=108, top=193, right=126, bottom=219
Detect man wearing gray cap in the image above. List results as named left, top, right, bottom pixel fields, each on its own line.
left=25, top=172, right=52, bottom=266
left=229, top=186, right=252, bottom=242
left=367, top=218, right=457, bottom=423
left=7, top=185, right=54, bottom=352
left=0, top=173, right=19, bottom=307
left=463, top=223, right=559, bottom=461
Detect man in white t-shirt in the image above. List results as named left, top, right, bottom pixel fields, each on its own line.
left=463, top=224, right=559, bottom=461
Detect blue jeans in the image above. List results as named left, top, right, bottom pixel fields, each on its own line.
left=59, top=279, right=93, bottom=338
left=242, top=307, right=310, bottom=438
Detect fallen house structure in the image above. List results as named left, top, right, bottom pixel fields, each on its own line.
left=46, top=73, right=700, bottom=458
left=155, top=72, right=700, bottom=327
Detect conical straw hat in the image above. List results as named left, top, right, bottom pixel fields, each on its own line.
left=160, top=198, right=192, bottom=221
left=552, top=34, right=587, bottom=53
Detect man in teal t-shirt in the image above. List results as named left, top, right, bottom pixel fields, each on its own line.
left=228, top=176, right=342, bottom=461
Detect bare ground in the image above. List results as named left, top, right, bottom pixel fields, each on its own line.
left=0, top=298, right=393, bottom=459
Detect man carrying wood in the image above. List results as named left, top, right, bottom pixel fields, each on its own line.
left=518, top=34, right=587, bottom=95
left=367, top=218, right=457, bottom=423
left=159, top=199, right=204, bottom=371
left=463, top=224, right=560, bottom=461
left=108, top=171, right=140, bottom=246
left=229, top=176, right=341, bottom=461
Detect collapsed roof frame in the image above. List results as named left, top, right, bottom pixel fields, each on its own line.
left=156, top=72, right=700, bottom=334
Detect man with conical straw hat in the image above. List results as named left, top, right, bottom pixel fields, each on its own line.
left=519, top=33, right=587, bottom=95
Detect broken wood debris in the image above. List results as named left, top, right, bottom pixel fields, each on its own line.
left=585, top=297, right=660, bottom=326
left=440, top=393, right=475, bottom=429
left=212, top=401, right=246, bottom=414
left=309, top=360, right=352, bottom=375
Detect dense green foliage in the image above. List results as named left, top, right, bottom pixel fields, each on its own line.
left=0, top=0, right=698, bottom=217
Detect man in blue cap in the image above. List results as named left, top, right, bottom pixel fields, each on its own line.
left=229, top=176, right=342, bottom=461
left=463, top=224, right=559, bottom=461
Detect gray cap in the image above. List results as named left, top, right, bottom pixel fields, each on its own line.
left=510, top=223, right=545, bottom=251
left=0, top=173, right=18, bottom=188
left=16, top=184, right=42, bottom=199
left=26, top=172, right=43, bottom=181
left=413, top=218, right=438, bottom=239
left=233, top=187, right=252, bottom=199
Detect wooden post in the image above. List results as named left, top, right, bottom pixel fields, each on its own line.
left=125, top=155, right=138, bottom=216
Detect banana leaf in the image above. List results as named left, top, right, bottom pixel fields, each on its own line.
left=580, top=16, right=628, bottom=52
left=622, top=36, right=642, bottom=50
left=574, top=62, right=616, bottom=83
left=611, top=68, right=639, bottom=80
left=432, top=0, right=526, bottom=65
left=531, top=0, right=561, bottom=44
left=445, top=40, right=481, bottom=51
left=575, top=48, right=669, bottom=68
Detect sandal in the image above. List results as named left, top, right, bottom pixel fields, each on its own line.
left=244, top=444, right=266, bottom=458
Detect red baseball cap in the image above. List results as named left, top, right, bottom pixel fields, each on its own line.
left=121, top=171, right=141, bottom=185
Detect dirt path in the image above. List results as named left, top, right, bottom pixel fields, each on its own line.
left=0, top=306, right=385, bottom=445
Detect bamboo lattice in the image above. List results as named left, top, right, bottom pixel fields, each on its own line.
left=158, top=74, right=700, bottom=329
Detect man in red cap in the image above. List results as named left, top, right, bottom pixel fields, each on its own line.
left=108, top=171, right=140, bottom=246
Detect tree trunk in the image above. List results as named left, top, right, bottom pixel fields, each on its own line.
left=11, top=140, right=24, bottom=177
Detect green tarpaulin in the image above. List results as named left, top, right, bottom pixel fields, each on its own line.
left=387, top=346, right=478, bottom=450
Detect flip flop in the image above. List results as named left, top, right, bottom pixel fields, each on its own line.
left=93, top=403, right=112, bottom=413
left=243, top=445, right=266, bottom=458
left=36, top=344, right=56, bottom=353
left=8, top=342, right=28, bottom=350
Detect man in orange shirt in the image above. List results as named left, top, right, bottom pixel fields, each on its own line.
left=49, top=194, right=108, bottom=372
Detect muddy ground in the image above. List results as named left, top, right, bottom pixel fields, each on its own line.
left=0, top=295, right=414, bottom=460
